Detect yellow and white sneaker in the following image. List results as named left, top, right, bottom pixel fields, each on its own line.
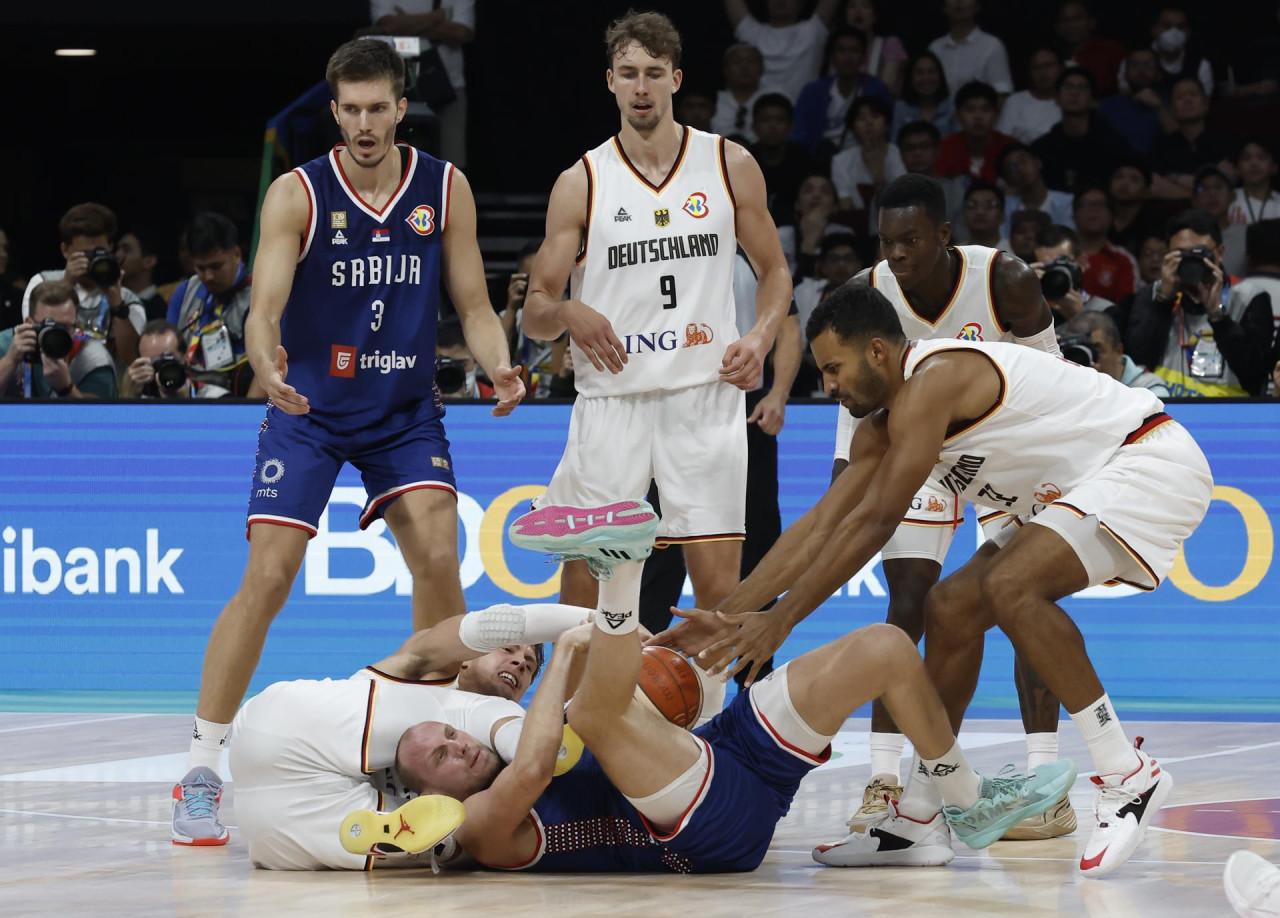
left=339, top=795, right=466, bottom=857
left=846, top=775, right=905, bottom=833
left=1001, top=791, right=1078, bottom=840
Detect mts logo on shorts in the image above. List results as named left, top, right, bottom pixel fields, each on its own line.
left=331, top=345, right=357, bottom=378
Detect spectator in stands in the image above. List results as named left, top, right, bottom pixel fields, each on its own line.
left=897, top=120, right=965, bottom=224
left=0, top=280, right=117, bottom=399
left=499, top=238, right=537, bottom=372
left=1059, top=311, right=1171, bottom=397
left=750, top=93, right=816, bottom=227
left=436, top=316, right=489, bottom=398
left=1136, top=234, right=1169, bottom=286
left=22, top=202, right=144, bottom=368
left=1074, top=187, right=1140, bottom=305
left=498, top=238, right=570, bottom=399
left=792, top=26, right=892, bottom=155
left=0, top=226, right=24, bottom=331
left=1231, top=219, right=1280, bottom=349
left=1148, top=77, right=1238, bottom=200
left=927, top=0, right=1012, bottom=102
left=956, top=180, right=1008, bottom=249
left=1032, top=224, right=1116, bottom=324
left=996, top=143, right=1074, bottom=236
left=371, top=0, right=474, bottom=168
left=843, top=0, right=906, bottom=96
left=1098, top=48, right=1168, bottom=156
left=167, top=213, right=254, bottom=397
left=1221, top=5, right=1280, bottom=103
left=791, top=232, right=858, bottom=394
left=711, top=44, right=767, bottom=144
left=122, top=320, right=211, bottom=399
left=116, top=227, right=167, bottom=321
left=831, top=96, right=903, bottom=213
left=1030, top=67, right=1131, bottom=193
left=996, top=47, right=1063, bottom=144
left=156, top=229, right=192, bottom=306
left=1052, top=1, right=1125, bottom=97
left=892, top=51, right=956, bottom=142
left=724, top=0, right=840, bottom=102
left=1193, top=165, right=1248, bottom=278
left=777, top=174, right=854, bottom=278
left=1009, top=209, right=1052, bottom=264
left=937, top=81, right=1011, bottom=183
left=1141, top=4, right=1214, bottom=97
left=676, top=87, right=714, bottom=133
left=1228, top=139, right=1280, bottom=226
left=1107, top=159, right=1164, bottom=260
left=1127, top=209, right=1273, bottom=396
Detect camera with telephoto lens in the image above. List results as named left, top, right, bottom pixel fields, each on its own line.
left=150, top=352, right=188, bottom=391
left=83, top=247, right=121, bottom=288
left=1058, top=333, right=1096, bottom=368
left=1176, top=245, right=1216, bottom=290
left=25, top=318, right=74, bottom=364
left=1039, top=255, right=1084, bottom=301
left=435, top=357, right=468, bottom=395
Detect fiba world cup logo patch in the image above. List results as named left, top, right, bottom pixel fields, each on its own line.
left=957, top=323, right=983, bottom=341
left=682, top=192, right=709, bottom=218
left=405, top=204, right=436, bottom=236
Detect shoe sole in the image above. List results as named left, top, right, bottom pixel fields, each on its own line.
left=1224, top=851, right=1270, bottom=918
left=172, top=831, right=229, bottom=846
left=339, top=795, right=466, bottom=856
left=1080, top=771, right=1173, bottom=878
left=509, top=502, right=658, bottom=553
left=999, top=796, right=1078, bottom=841
left=812, top=842, right=955, bottom=868
left=953, top=762, right=1079, bottom=850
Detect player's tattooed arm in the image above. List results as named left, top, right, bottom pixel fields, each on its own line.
left=992, top=252, right=1055, bottom=338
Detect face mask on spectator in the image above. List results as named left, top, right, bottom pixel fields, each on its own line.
left=1157, top=27, right=1186, bottom=54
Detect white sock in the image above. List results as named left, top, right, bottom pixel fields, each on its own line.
left=895, top=753, right=944, bottom=821
left=1069, top=693, right=1137, bottom=779
left=594, top=561, right=643, bottom=635
left=869, top=732, right=905, bottom=784
left=1026, top=732, right=1059, bottom=771
left=921, top=741, right=981, bottom=809
left=188, top=717, right=230, bottom=773
left=692, top=661, right=727, bottom=729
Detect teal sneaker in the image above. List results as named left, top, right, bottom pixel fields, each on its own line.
left=509, top=501, right=658, bottom=581
left=944, top=759, right=1079, bottom=850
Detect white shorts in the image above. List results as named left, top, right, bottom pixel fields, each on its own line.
left=536, top=381, right=747, bottom=543
left=995, top=419, right=1213, bottom=590
left=881, top=478, right=1010, bottom=564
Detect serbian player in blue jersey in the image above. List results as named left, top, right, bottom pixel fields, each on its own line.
left=369, top=508, right=1076, bottom=874
left=170, top=38, right=524, bottom=847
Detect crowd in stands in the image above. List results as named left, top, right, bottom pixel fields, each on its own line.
left=4, top=0, right=1280, bottom=400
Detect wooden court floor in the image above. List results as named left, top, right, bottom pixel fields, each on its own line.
left=2, top=713, right=1277, bottom=917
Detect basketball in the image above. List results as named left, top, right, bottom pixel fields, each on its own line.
left=638, top=646, right=704, bottom=729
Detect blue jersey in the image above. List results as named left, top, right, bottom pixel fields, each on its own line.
left=285, top=143, right=453, bottom=431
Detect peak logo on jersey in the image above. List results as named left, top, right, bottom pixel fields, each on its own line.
left=653, top=208, right=670, bottom=227
left=331, top=345, right=358, bottom=378
left=957, top=323, right=983, bottom=341
left=682, top=192, right=709, bottom=218
left=332, top=230, right=348, bottom=246
left=682, top=323, right=714, bottom=347
left=330, top=211, right=348, bottom=229
left=372, top=228, right=390, bottom=244
left=614, top=207, right=631, bottom=223
left=926, top=496, right=946, bottom=513
left=1034, top=482, right=1062, bottom=504
left=405, top=205, right=436, bottom=236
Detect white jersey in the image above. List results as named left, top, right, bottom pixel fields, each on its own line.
left=905, top=338, right=1165, bottom=517
left=571, top=126, right=739, bottom=397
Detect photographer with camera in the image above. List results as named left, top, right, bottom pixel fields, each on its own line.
left=121, top=320, right=229, bottom=399
left=1030, top=224, right=1117, bottom=325
left=0, top=280, right=117, bottom=399
left=435, top=316, right=489, bottom=399
left=166, top=213, right=255, bottom=397
left=1127, top=209, right=1274, bottom=396
left=1058, top=311, right=1170, bottom=397
left=21, top=203, right=145, bottom=369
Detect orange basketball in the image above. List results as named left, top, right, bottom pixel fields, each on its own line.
left=638, top=646, right=703, bottom=729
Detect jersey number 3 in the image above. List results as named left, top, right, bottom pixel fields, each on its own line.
left=371, top=299, right=385, bottom=332
left=660, top=274, right=677, bottom=310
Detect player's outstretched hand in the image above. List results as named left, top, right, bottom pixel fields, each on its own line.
left=646, top=607, right=735, bottom=657
left=491, top=364, right=525, bottom=417
left=262, top=345, right=309, bottom=414
left=719, top=332, right=767, bottom=390
left=563, top=301, right=627, bottom=374
left=699, top=610, right=791, bottom=687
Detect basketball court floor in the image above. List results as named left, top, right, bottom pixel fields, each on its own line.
left=3, top=711, right=1276, bottom=917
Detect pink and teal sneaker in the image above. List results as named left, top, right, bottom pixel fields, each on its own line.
left=509, top=501, right=659, bottom=580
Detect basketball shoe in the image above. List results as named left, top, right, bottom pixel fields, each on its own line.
left=171, top=766, right=229, bottom=846
left=812, top=798, right=955, bottom=867
left=944, top=759, right=1078, bottom=849
left=845, top=775, right=904, bottom=833
left=1079, top=738, right=1173, bottom=877
left=509, top=500, right=658, bottom=580
left=1000, top=791, right=1078, bottom=840
left=340, top=795, right=466, bottom=857
left=1225, top=850, right=1280, bottom=917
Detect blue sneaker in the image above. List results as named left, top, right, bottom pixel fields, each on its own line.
left=171, top=766, right=229, bottom=846
left=509, top=501, right=658, bottom=581
left=944, top=759, right=1079, bottom=850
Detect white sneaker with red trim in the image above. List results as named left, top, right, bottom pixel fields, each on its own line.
left=1079, top=737, right=1173, bottom=878
left=812, top=798, right=954, bottom=867
left=1225, top=850, right=1280, bottom=917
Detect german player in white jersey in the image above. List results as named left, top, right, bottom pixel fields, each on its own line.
left=522, top=12, right=791, bottom=630
left=828, top=174, right=1072, bottom=838
left=657, top=284, right=1212, bottom=877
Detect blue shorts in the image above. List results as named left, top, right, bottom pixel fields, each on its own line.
left=245, top=404, right=456, bottom=538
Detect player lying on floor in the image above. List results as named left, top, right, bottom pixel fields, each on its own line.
left=344, top=502, right=1076, bottom=873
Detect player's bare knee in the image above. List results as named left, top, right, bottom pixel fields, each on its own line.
left=979, top=564, right=1029, bottom=630
left=566, top=698, right=608, bottom=744
left=239, top=567, right=294, bottom=614
left=863, top=622, right=919, bottom=669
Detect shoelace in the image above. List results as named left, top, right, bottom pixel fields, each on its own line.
left=179, top=786, right=219, bottom=820
left=554, top=552, right=616, bottom=581
left=1093, top=781, right=1143, bottom=829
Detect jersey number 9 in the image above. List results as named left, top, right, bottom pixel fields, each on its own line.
left=660, top=275, right=677, bottom=310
